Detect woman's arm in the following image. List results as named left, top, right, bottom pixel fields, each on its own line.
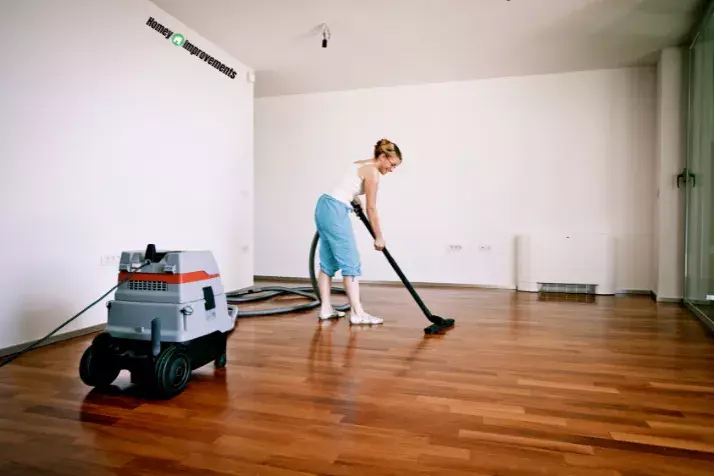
left=363, top=166, right=385, bottom=250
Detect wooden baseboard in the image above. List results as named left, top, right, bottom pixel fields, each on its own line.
left=253, top=275, right=514, bottom=291
left=0, top=324, right=104, bottom=359
left=616, top=289, right=654, bottom=296
left=646, top=290, right=685, bottom=304
left=656, top=297, right=684, bottom=303
left=614, top=290, right=681, bottom=303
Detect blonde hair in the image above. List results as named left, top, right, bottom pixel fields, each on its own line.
left=373, top=138, right=402, bottom=161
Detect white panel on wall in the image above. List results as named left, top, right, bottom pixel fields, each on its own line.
left=516, top=234, right=616, bottom=294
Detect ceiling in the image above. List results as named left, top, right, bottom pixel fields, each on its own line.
left=150, top=0, right=707, bottom=97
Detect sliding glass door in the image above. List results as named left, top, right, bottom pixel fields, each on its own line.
left=684, top=2, right=714, bottom=328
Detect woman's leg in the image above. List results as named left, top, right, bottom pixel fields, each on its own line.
left=343, top=276, right=365, bottom=316
left=315, top=195, right=380, bottom=324
left=315, top=195, right=345, bottom=319
left=318, top=269, right=335, bottom=315
left=343, top=275, right=382, bottom=324
left=338, top=222, right=382, bottom=325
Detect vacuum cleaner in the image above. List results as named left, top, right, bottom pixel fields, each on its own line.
left=78, top=244, right=236, bottom=399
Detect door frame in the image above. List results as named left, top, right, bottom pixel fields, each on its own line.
left=682, top=0, right=714, bottom=332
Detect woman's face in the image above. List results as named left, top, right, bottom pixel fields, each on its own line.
left=377, top=154, right=401, bottom=175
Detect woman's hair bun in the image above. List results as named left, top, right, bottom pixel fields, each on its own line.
left=374, top=138, right=400, bottom=159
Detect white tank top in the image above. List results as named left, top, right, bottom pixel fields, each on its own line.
left=327, top=162, right=370, bottom=206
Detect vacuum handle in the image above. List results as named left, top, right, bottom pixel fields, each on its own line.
left=351, top=200, right=436, bottom=321
left=351, top=201, right=375, bottom=237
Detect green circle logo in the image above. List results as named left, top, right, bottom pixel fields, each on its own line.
left=171, top=33, right=185, bottom=46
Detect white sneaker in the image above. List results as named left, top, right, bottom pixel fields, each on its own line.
left=349, top=312, right=383, bottom=325
left=318, top=309, right=346, bottom=320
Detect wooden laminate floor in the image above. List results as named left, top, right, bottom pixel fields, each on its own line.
left=1, top=283, right=714, bottom=475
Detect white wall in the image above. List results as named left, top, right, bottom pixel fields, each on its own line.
left=0, top=0, right=254, bottom=350
left=255, top=68, right=657, bottom=291
left=653, top=47, right=687, bottom=301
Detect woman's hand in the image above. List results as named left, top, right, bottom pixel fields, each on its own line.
left=374, top=237, right=386, bottom=251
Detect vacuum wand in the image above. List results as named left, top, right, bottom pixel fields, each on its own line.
left=351, top=200, right=455, bottom=334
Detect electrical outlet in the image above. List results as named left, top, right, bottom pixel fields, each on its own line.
left=101, top=254, right=121, bottom=266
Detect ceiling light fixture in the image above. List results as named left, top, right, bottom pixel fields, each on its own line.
left=321, top=23, right=331, bottom=48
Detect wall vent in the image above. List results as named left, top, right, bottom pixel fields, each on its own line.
left=538, top=282, right=597, bottom=295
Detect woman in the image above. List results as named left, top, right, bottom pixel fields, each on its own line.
left=314, top=138, right=402, bottom=325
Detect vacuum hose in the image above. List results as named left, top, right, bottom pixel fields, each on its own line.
left=226, top=231, right=350, bottom=317
left=0, top=260, right=153, bottom=369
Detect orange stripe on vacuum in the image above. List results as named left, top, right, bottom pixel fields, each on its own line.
left=118, top=271, right=219, bottom=284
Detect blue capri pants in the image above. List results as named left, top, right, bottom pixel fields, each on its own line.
left=314, top=194, right=362, bottom=277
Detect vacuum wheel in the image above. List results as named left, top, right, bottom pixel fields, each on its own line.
left=214, top=353, right=227, bottom=369
left=79, top=344, right=120, bottom=388
left=152, top=345, right=191, bottom=399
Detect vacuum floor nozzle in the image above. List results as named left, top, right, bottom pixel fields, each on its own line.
left=350, top=200, right=458, bottom=336
left=424, top=316, right=456, bottom=335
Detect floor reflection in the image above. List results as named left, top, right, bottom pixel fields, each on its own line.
left=537, top=292, right=596, bottom=304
